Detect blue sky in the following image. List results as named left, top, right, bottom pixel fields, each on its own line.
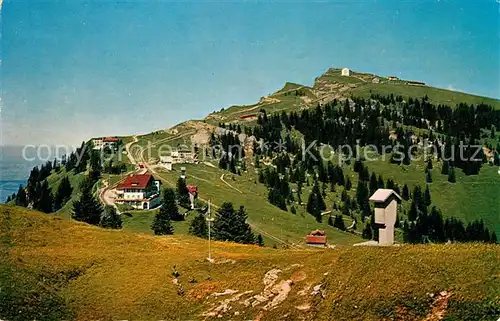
left=2, top=0, right=499, bottom=146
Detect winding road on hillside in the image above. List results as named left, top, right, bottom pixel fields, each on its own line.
left=124, top=135, right=139, bottom=165
left=220, top=174, right=243, bottom=194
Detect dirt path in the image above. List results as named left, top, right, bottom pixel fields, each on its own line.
left=220, top=174, right=243, bottom=194
left=422, top=291, right=452, bottom=321
left=125, top=135, right=139, bottom=165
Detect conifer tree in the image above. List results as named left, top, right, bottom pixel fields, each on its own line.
left=212, top=203, right=254, bottom=244
left=427, top=159, right=433, bottom=170
left=345, top=177, right=352, bottom=191
left=333, top=215, right=346, bottom=231
left=426, top=170, right=433, bottom=183
left=377, top=175, right=385, bottom=189
left=328, top=215, right=334, bottom=226
left=360, top=166, right=370, bottom=181
left=369, top=172, right=378, bottom=194
left=165, top=188, right=184, bottom=221
left=256, top=234, right=264, bottom=247
left=362, top=223, right=373, bottom=240
left=342, top=198, right=351, bottom=216
left=386, top=178, right=395, bottom=190
left=353, top=159, right=363, bottom=173
left=100, top=205, right=122, bottom=229
left=89, top=150, right=102, bottom=182
left=402, top=184, right=410, bottom=201
left=341, top=189, right=348, bottom=202
left=151, top=189, right=176, bottom=235
left=402, top=220, right=411, bottom=243
left=189, top=213, right=208, bottom=238
left=441, top=161, right=450, bottom=175
left=337, top=168, right=345, bottom=186
left=176, top=177, right=190, bottom=208
left=15, top=185, right=28, bottom=207
left=491, top=232, right=498, bottom=244
left=408, top=201, right=418, bottom=222
left=306, top=181, right=326, bottom=222
left=394, top=213, right=401, bottom=228
left=356, top=180, right=369, bottom=208
left=72, top=183, right=102, bottom=225
left=34, top=180, right=53, bottom=213
left=428, top=206, right=445, bottom=242
left=424, top=186, right=432, bottom=206
left=448, top=166, right=456, bottom=183
left=54, top=176, right=73, bottom=211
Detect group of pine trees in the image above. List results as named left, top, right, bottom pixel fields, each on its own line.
left=8, top=160, right=74, bottom=214
left=210, top=202, right=255, bottom=244
left=7, top=138, right=125, bottom=230
left=246, top=95, right=497, bottom=178
left=209, top=131, right=245, bottom=175
left=402, top=185, right=496, bottom=243
left=71, top=176, right=122, bottom=229
left=152, top=177, right=264, bottom=246
left=249, top=113, right=497, bottom=244
left=151, top=178, right=194, bottom=235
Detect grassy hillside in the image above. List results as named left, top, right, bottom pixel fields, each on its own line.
left=351, top=82, right=500, bottom=108
left=120, top=161, right=361, bottom=247
left=39, top=66, right=496, bottom=247
left=1, top=206, right=499, bottom=321
left=206, top=68, right=499, bottom=125
left=46, top=169, right=85, bottom=218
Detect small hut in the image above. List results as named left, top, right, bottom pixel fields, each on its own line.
left=305, top=230, right=327, bottom=247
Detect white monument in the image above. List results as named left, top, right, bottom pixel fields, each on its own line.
left=369, top=189, right=402, bottom=246
left=341, top=68, right=350, bottom=76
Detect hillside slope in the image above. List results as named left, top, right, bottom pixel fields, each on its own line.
left=101, top=67, right=500, bottom=245
left=205, top=67, right=500, bottom=124
left=1, top=206, right=499, bottom=321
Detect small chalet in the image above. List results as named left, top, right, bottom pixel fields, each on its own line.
left=305, top=230, right=327, bottom=247
left=92, top=137, right=120, bottom=150
left=115, top=173, right=161, bottom=210
left=103, top=137, right=120, bottom=150
left=159, top=149, right=196, bottom=168
left=92, top=138, right=104, bottom=150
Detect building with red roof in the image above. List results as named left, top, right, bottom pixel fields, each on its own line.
left=103, top=137, right=120, bottom=143
left=305, top=230, right=327, bottom=247
left=92, top=136, right=121, bottom=151
left=115, top=173, right=161, bottom=210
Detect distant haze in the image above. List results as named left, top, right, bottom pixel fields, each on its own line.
left=0, top=146, right=50, bottom=202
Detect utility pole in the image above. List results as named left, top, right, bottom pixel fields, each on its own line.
left=206, top=200, right=215, bottom=263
